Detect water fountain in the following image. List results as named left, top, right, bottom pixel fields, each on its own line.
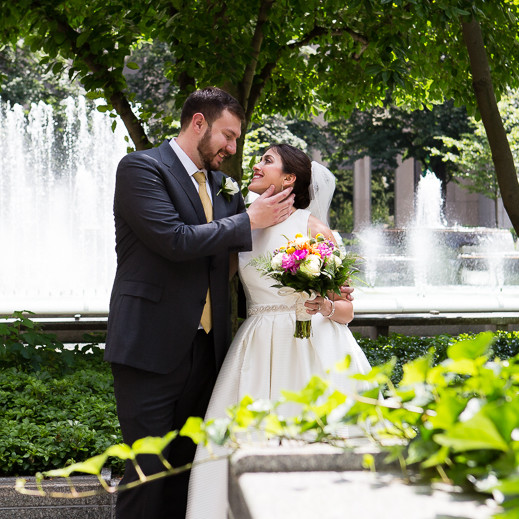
left=0, top=96, right=129, bottom=314
left=1, top=99, right=518, bottom=319
left=353, top=171, right=519, bottom=314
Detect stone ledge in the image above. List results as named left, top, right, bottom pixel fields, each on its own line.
left=228, top=441, right=501, bottom=519
left=229, top=437, right=393, bottom=477
left=0, top=475, right=117, bottom=519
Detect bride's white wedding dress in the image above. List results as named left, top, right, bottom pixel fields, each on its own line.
left=186, top=209, right=372, bottom=519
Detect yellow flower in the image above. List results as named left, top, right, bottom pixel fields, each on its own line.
left=295, top=233, right=303, bottom=238
left=287, top=247, right=296, bottom=254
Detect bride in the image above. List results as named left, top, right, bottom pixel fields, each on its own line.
left=186, top=143, right=372, bottom=519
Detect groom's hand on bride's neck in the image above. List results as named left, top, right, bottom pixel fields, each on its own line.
left=247, top=185, right=295, bottom=230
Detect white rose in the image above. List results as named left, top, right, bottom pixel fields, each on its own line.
left=224, top=177, right=239, bottom=195
left=299, top=255, right=322, bottom=277
left=271, top=252, right=285, bottom=270
left=332, top=254, right=343, bottom=268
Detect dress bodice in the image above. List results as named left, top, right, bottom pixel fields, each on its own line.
left=238, top=209, right=311, bottom=311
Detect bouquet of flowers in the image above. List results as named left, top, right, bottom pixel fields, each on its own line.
left=251, top=232, right=360, bottom=339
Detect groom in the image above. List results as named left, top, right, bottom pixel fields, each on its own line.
left=104, top=87, right=295, bottom=519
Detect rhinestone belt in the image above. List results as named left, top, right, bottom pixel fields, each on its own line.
left=247, top=303, right=295, bottom=317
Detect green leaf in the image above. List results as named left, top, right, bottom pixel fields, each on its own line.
left=352, top=357, right=396, bottom=385
left=334, top=355, right=351, bottom=372
left=105, top=443, right=134, bottom=460
left=179, top=416, right=205, bottom=444
left=447, top=332, right=493, bottom=360
left=125, top=61, right=140, bottom=70
left=444, top=358, right=478, bottom=376
left=131, top=431, right=177, bottom=455
left=362, top=453, right=376, bottom=471
left=76, top=31, right=90, bottom=48
left=434, top=413, right=509, bottom=452
left=205, top=418, right=229, bottom=446
left=400, top=354, right=432, bottom=386
left=263, top=414, right=284, bottom=436
left=281, top=375, right=329, bottom=405
left=493, top=476, right=519, bottom=496
left=427, top=392, right=466, bottom=430
left=311, top=390, right=346, bottom=417
left=420, top=445, right=450, bottom=469
left=481, top=399, right=519, bottom=442
left=44, top=454, right=108, bottom=477
left=234, top=403, right=255, bottom=429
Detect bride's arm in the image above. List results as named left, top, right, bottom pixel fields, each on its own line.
left=308, top=214, right=335, bottom=242
left=305, top=214, right=354, bottom=324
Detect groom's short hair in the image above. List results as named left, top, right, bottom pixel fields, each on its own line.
left=180, top=87, right=245, bottom=129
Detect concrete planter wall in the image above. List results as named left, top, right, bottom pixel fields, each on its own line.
left=0, top=475, right=116, bottom=518
left=227, top=442, right=501, bottom=519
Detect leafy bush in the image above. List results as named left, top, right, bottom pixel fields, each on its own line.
left=30, top=332, right=519, bottom=517
left=357, top=334, right=452, bottom=383
left=348, top=332, right=519, bottom=517
left=356, top=330, right=519, bottom=384
left=2, top=311, right=519, bottom=480
left=0, top=312, right=122, bottom=476
left=0, top=366, right=123, bottom=476
left=0, top=311, right=107, bottom=375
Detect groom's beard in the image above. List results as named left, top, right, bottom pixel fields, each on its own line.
left=197, top=127, right=226, bottom=171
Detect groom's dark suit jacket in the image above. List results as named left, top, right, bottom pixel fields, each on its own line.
left=104, top=140, right=252, bottom=374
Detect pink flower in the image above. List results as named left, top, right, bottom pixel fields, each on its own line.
left=317, top=242, right=333, bottom=258
left=282, top=254, right=298, bottom=274
left=292, top=249, right=308, bottom=261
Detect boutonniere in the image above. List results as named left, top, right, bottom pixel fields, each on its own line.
left=217, top=177, right=240, bottom=201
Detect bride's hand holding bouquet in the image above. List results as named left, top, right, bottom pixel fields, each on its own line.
left=251, top=232, right=360, bottom=338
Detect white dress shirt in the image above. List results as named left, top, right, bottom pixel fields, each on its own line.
left=169, top=138, right=213, bottom=202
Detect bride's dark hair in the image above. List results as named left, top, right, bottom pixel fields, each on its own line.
left=266, top=143, right=311, bottom=209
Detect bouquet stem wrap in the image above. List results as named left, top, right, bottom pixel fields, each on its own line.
left=279, top=289, right=314, bottom=339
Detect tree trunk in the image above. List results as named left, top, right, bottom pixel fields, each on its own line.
left=461, top=17, right=519, bottom=234
left=221, top=133, right=246, bottom=182
left=109, top=91, right=151, bottom=151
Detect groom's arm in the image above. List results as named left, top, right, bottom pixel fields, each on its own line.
left=115, top=153, right=252, bottom=262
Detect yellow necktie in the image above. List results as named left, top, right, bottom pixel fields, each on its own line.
left=193, top=171, right=212, bottom=333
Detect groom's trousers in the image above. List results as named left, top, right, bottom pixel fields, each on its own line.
left=111, top=329, right=217, bottom=519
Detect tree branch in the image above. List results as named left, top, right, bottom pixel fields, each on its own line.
left=286, top=25, right=369, bottom=61
left=240, top=0, right=275, bottom=113
left=35, top=2, right=151, bottom=150
left=246, top=22, right=369, bottom=123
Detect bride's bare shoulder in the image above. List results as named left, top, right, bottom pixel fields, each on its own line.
left=307, top=214, right=335, bottom=242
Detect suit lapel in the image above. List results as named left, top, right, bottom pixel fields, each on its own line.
left=158, top=140, right=207, bottom=223
left=209, top=170, right=226, bottom=220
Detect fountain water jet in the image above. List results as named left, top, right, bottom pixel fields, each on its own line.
left=2, top=99, right=518, bottom=318
left=354, top=171, right=519, bottom=314
left=0, top=96, right=129, bottom=314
